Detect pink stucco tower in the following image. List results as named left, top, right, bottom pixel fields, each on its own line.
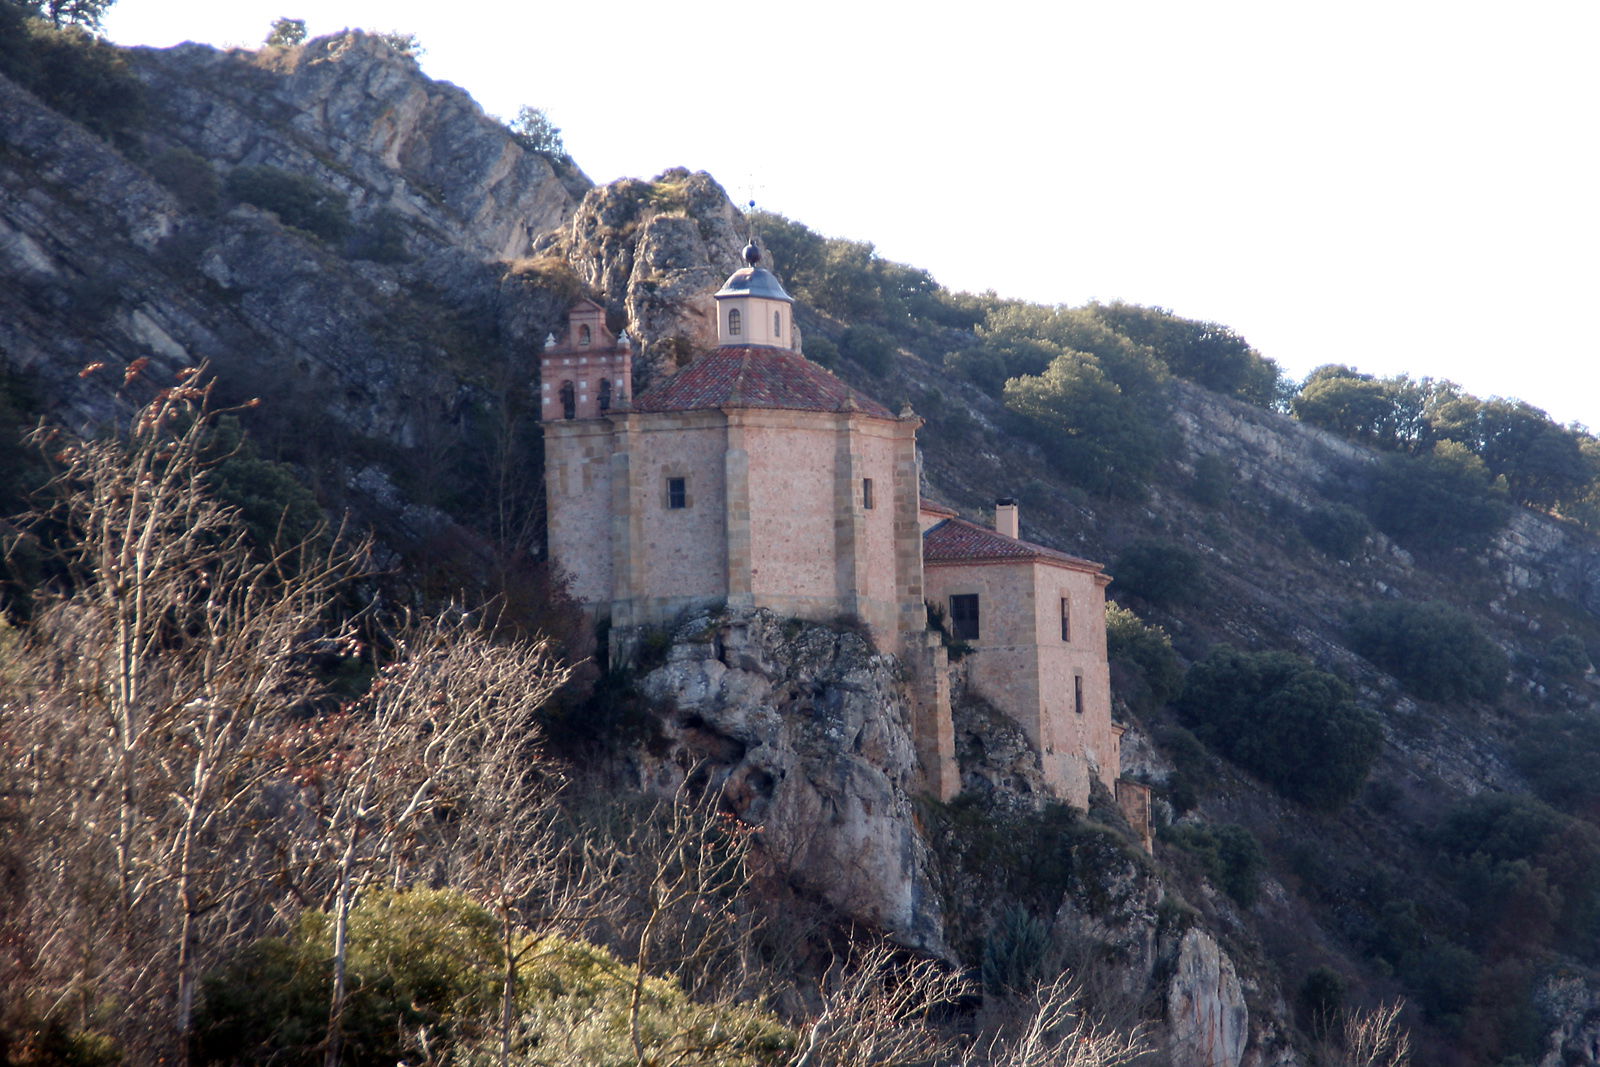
left=543, top=243, right=927, bottom=655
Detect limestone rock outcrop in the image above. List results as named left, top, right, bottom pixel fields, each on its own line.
left=544, top=169, right=749, bottom=388
left=1167, top=928, right=1249, bottom=1067
left=1, top=32, right=583, bottom=481
left=636, top=608, right=945, bottom=951
left=133, top=32, right=587, bottom=262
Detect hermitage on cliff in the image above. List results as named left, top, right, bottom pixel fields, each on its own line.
left=541, top=242, right=1145, bottom=825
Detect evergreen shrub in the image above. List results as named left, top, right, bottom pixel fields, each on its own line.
left=1110, top=539, right=1203, bottom=607
left=225, top=165, right=351, bottom=243
left=1177, top=645, right=1381, bottom=810
left=1105, top=603, right=1183, bottom=705
left=1346, top=599, right=1506, bottom=703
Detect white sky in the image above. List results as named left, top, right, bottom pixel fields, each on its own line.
left=103, top=1, right=1600, bottom=429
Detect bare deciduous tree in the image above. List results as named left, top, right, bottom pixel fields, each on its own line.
left=278, top=615, right=569, bottom=1067
left=1329, top=1000, right=1412, bottom=1067
left=788, top=940, right=967, bottom=1067
left=963, top=974, right=1148, bottom=1067
left=4, top=371, right=361, bottom=1064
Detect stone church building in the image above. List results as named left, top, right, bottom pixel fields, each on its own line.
left=542, top=245, right=1139, bottom=818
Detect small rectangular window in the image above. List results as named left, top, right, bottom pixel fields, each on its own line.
left=1060, top=597, right=1071, bottom=642
left=949, top=594, right=980, bottom=642
left=667, top=477, right=687, bottom=509
left=862, top=477, right=874, bottom=509
left=1074, top=674, right=1085, bottom=715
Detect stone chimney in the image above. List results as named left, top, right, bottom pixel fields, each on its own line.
left=994, top=498, right=1019, bottom=539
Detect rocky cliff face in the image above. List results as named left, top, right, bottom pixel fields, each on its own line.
left=134, top=32, right=587, bottom=262
left=633, top=608, right=1270, bottom=1067
left=635, top=608, right=945, bottom=951
left=540, top=168, right=749, bottom=389
left=1, top=31, right=584, bottom=480
left=12, top=28, right=1600, bottom=1067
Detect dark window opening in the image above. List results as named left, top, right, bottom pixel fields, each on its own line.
left=560, top=380, right=576, bottom=420
left=1060, top=597, right=1071, bottom=642
left=949, top=594, right=980, bottom=642
left=578, top=324, right=592, bottom=347
left=667, top=477, right=687, bottom=509
left=862, top=477, right=874, bottom=509
left=774, top=310, right=782, bottom=335
left=598, top=378, right=612, bottom=413
left=1074, top=674, right=1085, bottom=715
left=728, top=308, right=742, bottom=336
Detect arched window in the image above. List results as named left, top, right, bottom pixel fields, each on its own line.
left=774, top=310, right=782, bottom=335
left=578, top=324, right=592, bottom=347
left=560, top=380, right=576, bottom=420
left=728, top=308, right=742, bottom=336
left=598, top=378, right=612, bottom=413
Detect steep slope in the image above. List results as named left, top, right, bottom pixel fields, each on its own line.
left=1, top=30, right=585, bottom=559
left=7, top=26, right=1600, bottom=1067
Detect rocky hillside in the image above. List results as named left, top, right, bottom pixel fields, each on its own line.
left=6, top=26, right=1600, bottom=1067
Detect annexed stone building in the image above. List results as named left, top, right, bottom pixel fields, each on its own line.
left=542, top=244, right=1139, bottom=815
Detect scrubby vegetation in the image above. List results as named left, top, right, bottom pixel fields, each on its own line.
left=1104, top=603, right=1183, bottom=707
left=1108, top=540, right=1203, bottom=607
left=1346, top=600, right=1507, bottom=703
left=1177, top=646, right=1382, bottom=811
left=225, top=164, right=353, bottom=243
left=0, top=0, right=145, bottom=142
left=0, top=376, right=1157, bottom=1067
left=1291, top=363, right=1600, bottom=526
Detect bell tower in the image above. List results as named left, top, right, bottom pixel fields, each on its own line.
left=714, top=242, right=796, bottom=349
left=539, top=298, right=632, bottom=421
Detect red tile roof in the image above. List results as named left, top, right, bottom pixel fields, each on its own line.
left=923, top=517, right=1105, bottom=573
left=633, top=345, right=894, bottom=417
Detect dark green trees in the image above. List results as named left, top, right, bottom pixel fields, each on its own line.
left=1177, top=646, right=1382, bottom=810
left=1088, top=301, right=1281, bottom=407
left=1364, top=443, right=1509, bottom=553
left=1347, top=600, right=1507, bottom=702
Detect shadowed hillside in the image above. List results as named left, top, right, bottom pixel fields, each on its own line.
left=4, top=17, right=1600, bottom=1067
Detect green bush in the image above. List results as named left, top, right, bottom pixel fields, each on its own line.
left=0, top=14, right=146, bottom=142
left=1435, top=792, right=1600, bottom=956
left=264, top=16, right=306, bottom=47
left=1515, top=712, right=1600, bottom=814
left=1153, top=725, right=1209, bottom=813
left=802, top=334, right=838, bottom=369
left=225, top=165, right=352, bottom=243
left=1296, top=966, right=1346, bottom=1036
left=1541, top=633, right=1592, bottom=681
left=202, top=416, right=324, bottom=554
left=1364, top=442, right=1508, bottom=553
left=1346, top=599, right=1506, bottom=703
left=1177, top=646, right=1382, bottom=810
left=508, top=104, right=566, bottom=160
left=198, top=889, right=791, bottom=1067
left=348, top=206, right=411, bottom=263
left=1002, top=350, right=1165, bottom=498
left=943, top=345, right=1012, bottom=395
left=837, top=324, right=895, bottom=376
left=1110, top=539, right=1203, bottom=607
left=1089, top=301, right=1280, bottom=408
left=146, top=147, right=221, bottom=213
left=1299, top=502, right=1370, bottom=559
left=1164, top=822, right=1265, bottom=906
left=1189, top=453, right=1233, bottom=507
left=1105, top=602, right=1183, bottom=705
left=979, top=904, right=1052, bottom=994
left=198, top=889, right=502, bottom=1066
left=925, top=795, right=1136, bottom=942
